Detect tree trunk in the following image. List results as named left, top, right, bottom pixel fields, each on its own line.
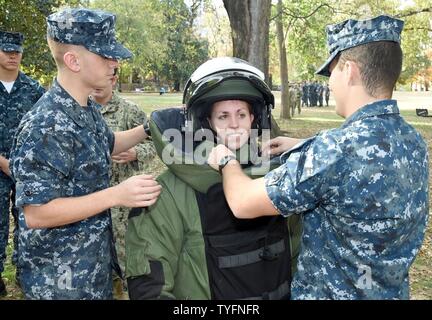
left=174, top=81, right=180, bottom=92
left=276, top=0, right=291, bottom=120
left=223, top=0, right=271, bottom=83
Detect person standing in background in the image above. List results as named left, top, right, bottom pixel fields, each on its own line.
left=0, top=30, right=45, bottom=296
left=92, top=74, right=158, bottom=299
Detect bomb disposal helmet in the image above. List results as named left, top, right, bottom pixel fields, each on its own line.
left=183, top=57, right=274, bottom=134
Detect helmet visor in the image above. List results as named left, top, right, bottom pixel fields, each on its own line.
left=183, top=70, right=274, bottom=109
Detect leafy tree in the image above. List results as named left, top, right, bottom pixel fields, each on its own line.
left=91, top=0, right=166, bottom=87
left=91, top=0, right=208, bottom=91
left=271, top=0, right=432, bottom=85
left=201, top=1, right=232, bottom=57
left=0, top=0, right=83, bottom=85
left=395, top=0, right=432, bottom=85
left=160, top=0, right=209, bottom=91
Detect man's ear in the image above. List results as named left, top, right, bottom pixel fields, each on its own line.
left=63, top=51, right=80, bottom=72
left=344, top=60, right=361, bottom=86
left=112, top=75, right=118, bottom=86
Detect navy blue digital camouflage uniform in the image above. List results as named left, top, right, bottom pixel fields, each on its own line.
left=316, top=83, right=323, bottom=107
left=265, top=15, right=429, bottom=299
left=10, top=8, right=132, bottom=300
left=323, top=85, right=330, bottom=106
left=0, top=31, right=45, bottom=276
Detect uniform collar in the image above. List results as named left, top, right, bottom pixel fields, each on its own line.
left=342, top=99, right=399, bottom=128
left=1, top=71, right=28, bottom=93
left=14, top=71, right=33, bottom=86
left=50, top=79, right=97, bottom=129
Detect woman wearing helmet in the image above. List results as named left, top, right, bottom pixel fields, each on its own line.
left=125, top=57, right=302, bottom=300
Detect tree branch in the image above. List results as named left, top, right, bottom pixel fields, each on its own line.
left=271, top=2, right=336, bottom=38
left=271, top=5, right=329, bottom=22
left=396, top=7, right=432, bottom=18
left=404, top=27, right=432, bottom=32
left=284, top=3, right=334, bottom=20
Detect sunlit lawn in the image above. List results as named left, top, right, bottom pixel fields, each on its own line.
left=120, top=92, right=183, bottom=115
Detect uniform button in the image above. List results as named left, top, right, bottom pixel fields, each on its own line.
left=267, top=172, right=282, bottom=185
left=25, top=190, right=32, bottom=196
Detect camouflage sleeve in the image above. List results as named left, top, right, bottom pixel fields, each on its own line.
left=135, top=142, right=157, bottom=172
left=264, top=132, right=344, bottom=216
left=125, top=103, right=156, bottom=169
left=101, top=113, right=115, bottom=154
left=12, top=127, right=74, bottom=207
left=126, top=179, right=183, bottom=299
left=28, top=79, right=46, bottom=103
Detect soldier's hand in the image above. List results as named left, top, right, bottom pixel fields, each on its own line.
left=114, top=174, right=162, bottom=207
left=112, top=148, right=137, bottom=164
left=207, top=144, right=235, bottom=171
left=262, top=137, right=304, bottom=156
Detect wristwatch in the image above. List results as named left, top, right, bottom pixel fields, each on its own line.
left=218, top=155, right=237, bottom=175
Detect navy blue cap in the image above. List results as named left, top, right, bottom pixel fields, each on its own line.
left=316, top=15, right=404, bottom=77
left=47, top=8, right=132, bottom=60
left=0, top=31, right=24, bottom=53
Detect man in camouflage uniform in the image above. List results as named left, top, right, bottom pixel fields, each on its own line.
left=294, top=83, right=302, bottom=115
left=92, top=75, right=157, bottom=298
left=309, top=81, right=317, bottom=107
left=288, top=83, right=302, bottom=117
left=288, top=83, right=297, bottom=117
left=317, top=83, right=324, bottom=107
left=301, top=81, right=308, bottom=108
left=0, top=30, right=45, bottom=296
left=10, top=8, right=161, bottom=300
left=207, top=15, right=429, bottom=299
left=323, top=84, right=330, bottom=106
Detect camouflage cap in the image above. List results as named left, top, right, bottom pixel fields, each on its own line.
left=0, top=30, right=24, bottom=53
left=47, top=8, right=132, bottom=60
left=316, top=15, right=404, bottom=77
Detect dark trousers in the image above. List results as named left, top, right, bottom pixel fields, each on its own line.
left=0, top=178, right=19, bottom=274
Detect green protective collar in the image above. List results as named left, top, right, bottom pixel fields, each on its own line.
left=149, top=118, right=279, bottom=193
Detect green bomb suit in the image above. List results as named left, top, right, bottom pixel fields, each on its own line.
left=126, top=108, right=302, bottom=300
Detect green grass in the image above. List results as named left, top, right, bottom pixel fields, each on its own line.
left=1, top=91, right=431, bottom=300
left=120, top=92, right=183, bottom=115
left=120, top=92, right=432, bottom=128
left=1, top=232, right=24, bottom=300
left=410, top=253, right=432, bottom=300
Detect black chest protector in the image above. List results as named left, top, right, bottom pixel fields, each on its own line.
left=195, top=183, right=292, bottom=300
